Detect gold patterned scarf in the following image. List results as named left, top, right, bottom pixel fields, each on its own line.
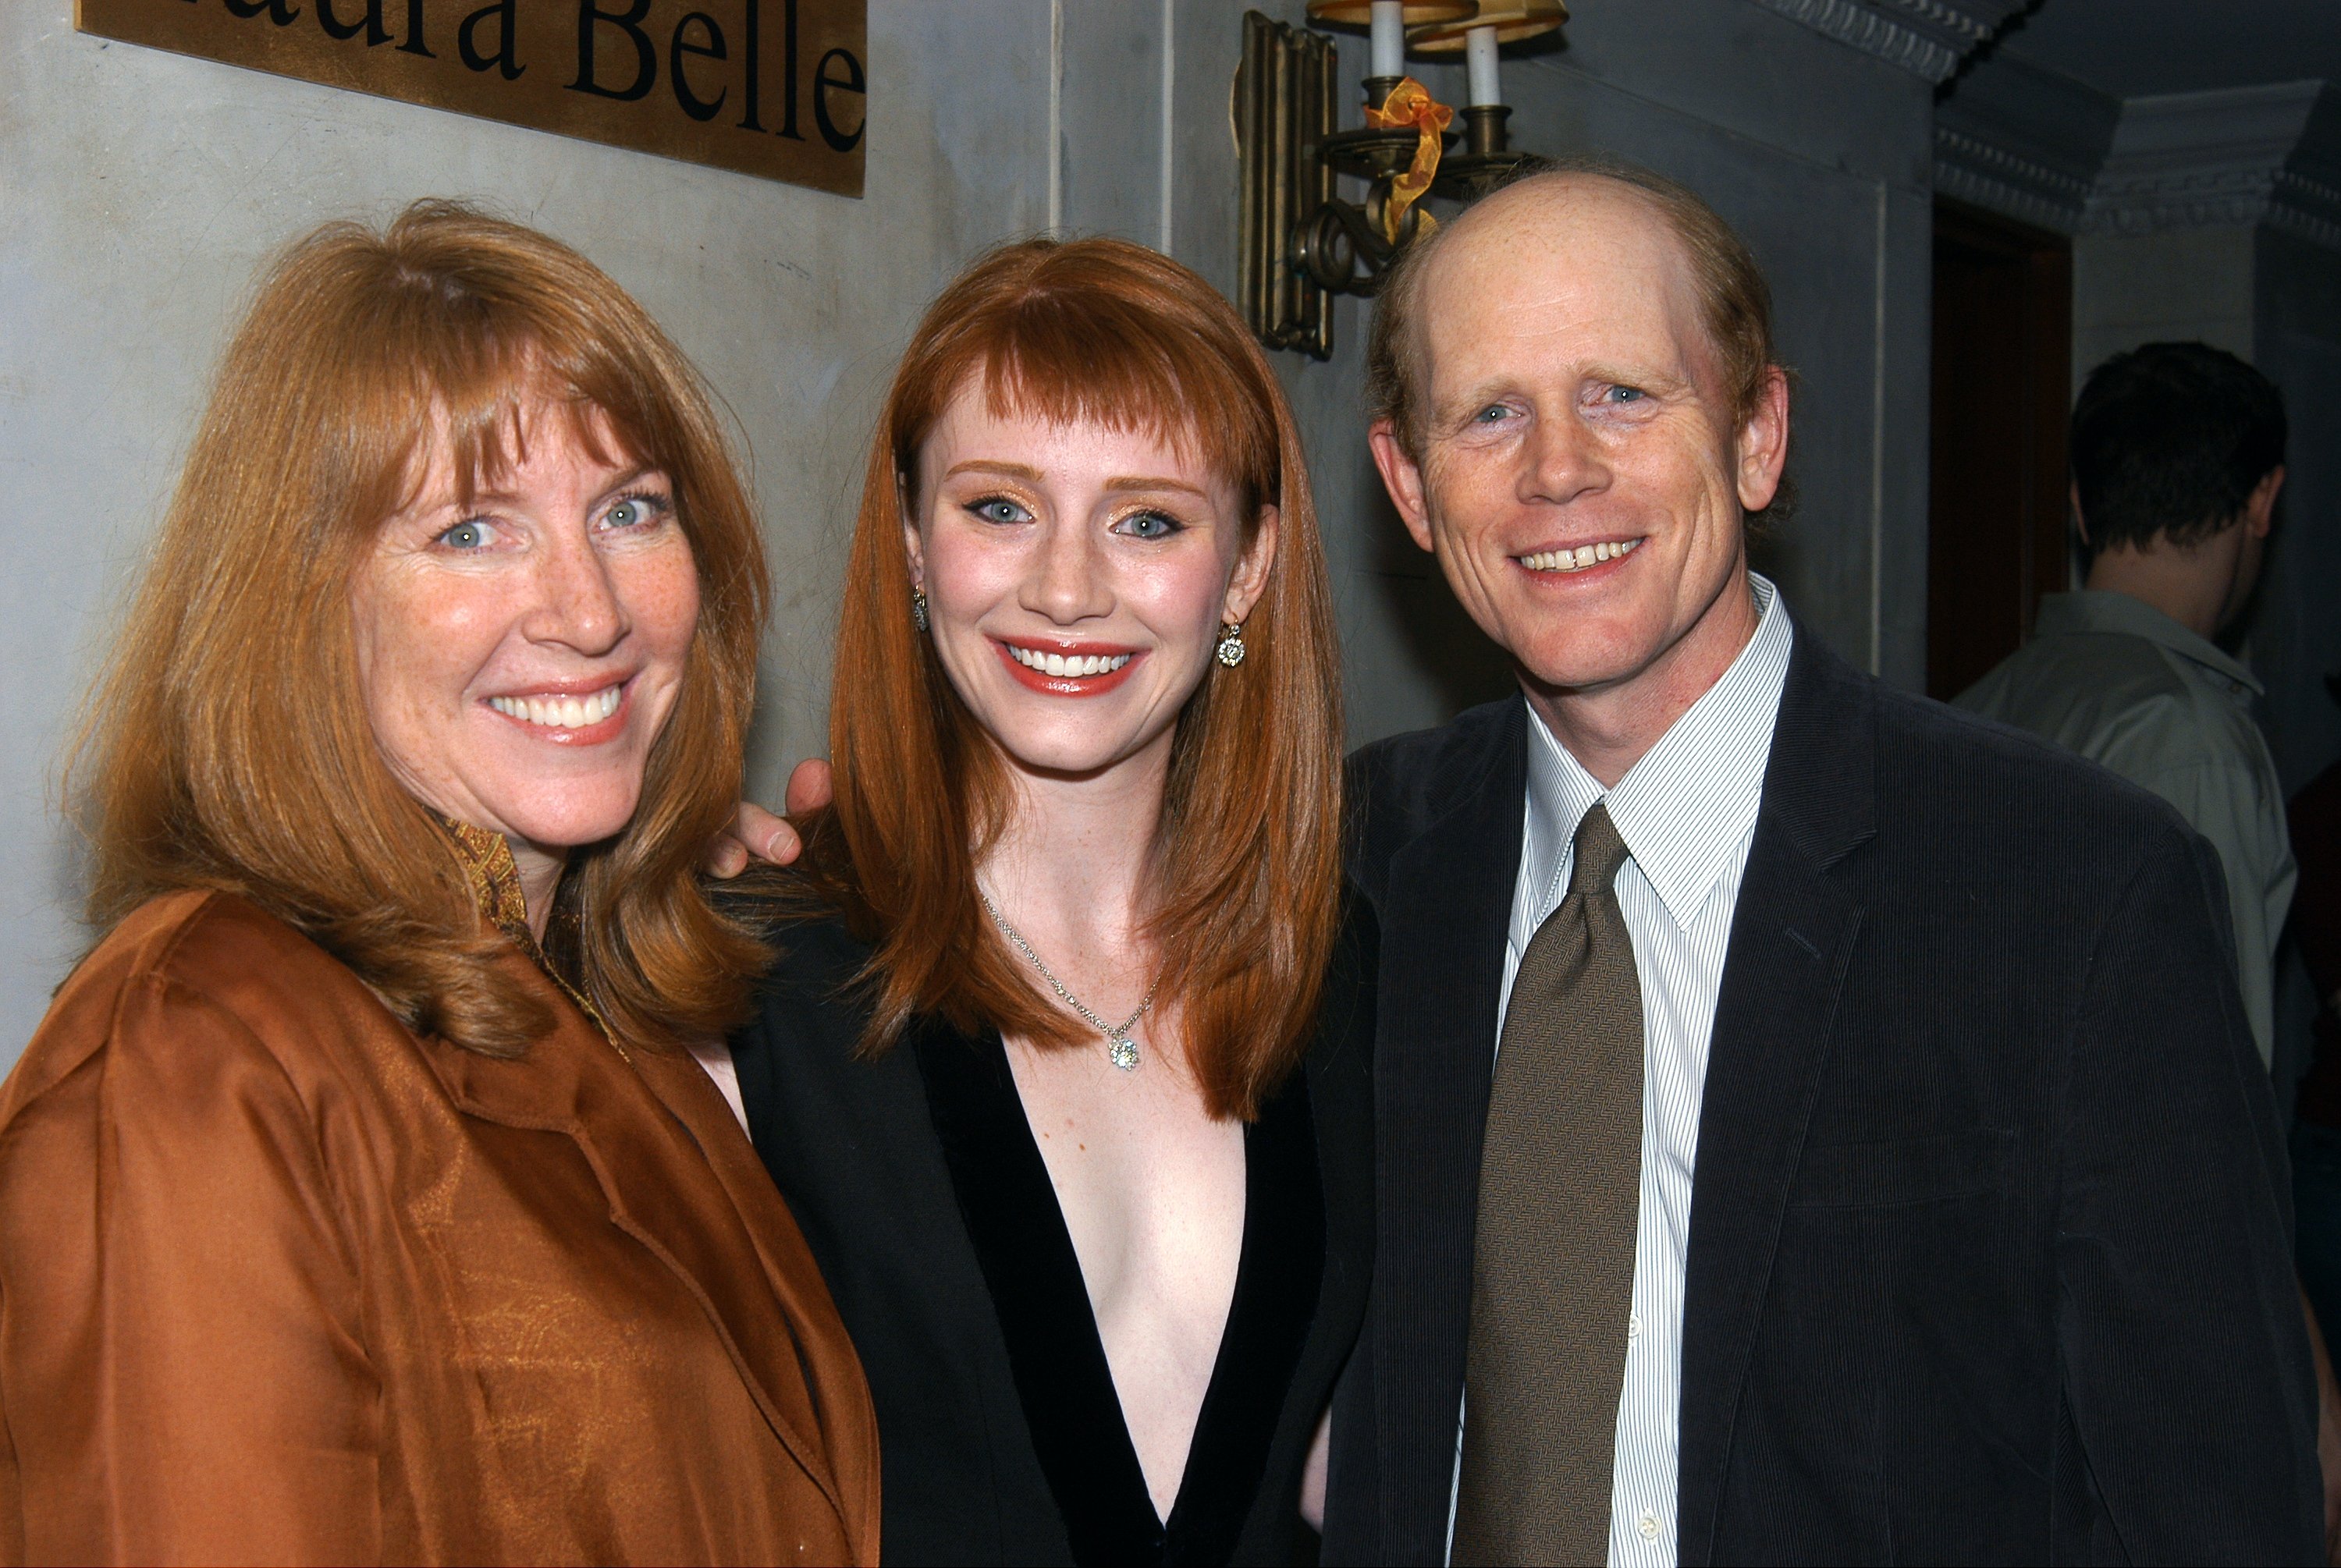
left=436, top=814, right=622, bottom=1054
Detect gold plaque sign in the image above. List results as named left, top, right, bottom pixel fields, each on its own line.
left=77, top=0, right=866, bottom=197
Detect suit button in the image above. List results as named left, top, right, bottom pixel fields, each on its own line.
left=1637, top=1509, right=1662, bottom=1541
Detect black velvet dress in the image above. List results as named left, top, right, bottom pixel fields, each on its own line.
left=728, top=903, right=1377, bottom=1566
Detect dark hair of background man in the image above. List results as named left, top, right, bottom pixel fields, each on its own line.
left=2071, top=342, right=2288, bottom=560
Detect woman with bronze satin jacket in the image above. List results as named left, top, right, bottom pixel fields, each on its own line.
left=0, top=202, right=876, bottom=1564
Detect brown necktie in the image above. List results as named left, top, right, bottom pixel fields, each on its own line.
left=1453, top=803, right=1644, bottom=1566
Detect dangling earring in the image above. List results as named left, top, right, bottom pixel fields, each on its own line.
left=912, top=588, right=930, bottom=633
left=1215, top=619, right=1246, bottom=668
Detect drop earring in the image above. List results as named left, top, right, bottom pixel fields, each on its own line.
left=912, top=588, right=930, bottom=633
left=1215, top=619, right=1246, bottom=667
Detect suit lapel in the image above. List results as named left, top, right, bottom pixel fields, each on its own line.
left=1675, top=630, right=1877, bottom=1566
left=416, top=960, right=856, bottom=1539
left=1371, top=699, right=1528, bottom=1558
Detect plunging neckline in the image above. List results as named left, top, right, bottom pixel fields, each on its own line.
left=915, top=1027, right=1324, bottom=1566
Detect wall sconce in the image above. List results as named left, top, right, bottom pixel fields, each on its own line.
left=1237, top=2, right=1567, bottom=358
left=1408, top=2, right=1568, bottom=187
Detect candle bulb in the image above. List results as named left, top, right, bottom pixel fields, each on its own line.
left=1464, top=23, right=1501, bottom=106
left=1404, top=3, right=1569, bottom=111
left=1369, top=0, right=1405, bottom=79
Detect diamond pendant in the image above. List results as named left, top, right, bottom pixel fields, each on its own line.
left=1107, top=1034, right=1141, bottom=1072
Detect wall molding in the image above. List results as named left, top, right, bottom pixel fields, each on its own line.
left=2270, top=167, right=2341, bottom=252
left=1934, top=126, right=2093, bottom=228
left=1753, top=0, right=2023, bottom=83
left=1751, top=0, right=1950, bottom=83
left=2087, top=83, right=2318, bottom=231
left=1931, top=49, right=2119, bottom=230
left=1934, top=69, right=2341, bottom=254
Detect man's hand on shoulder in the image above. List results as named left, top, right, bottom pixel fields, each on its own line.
left=705, top=759, right=834, bottom=877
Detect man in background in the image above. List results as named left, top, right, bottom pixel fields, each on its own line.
left=1959, top=342, right=2294, bottom=1066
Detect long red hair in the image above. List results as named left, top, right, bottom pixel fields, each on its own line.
left=69, top=200, right=771, bottom=1057
left=798, top=237, right=1344, bottom=1121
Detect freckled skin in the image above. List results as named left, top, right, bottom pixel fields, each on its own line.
left=905, top=392, right=1277, bottom=788
left=350, top=405, right=700, bottom=916
left=903, top=388, right=1278, bottom=1520
left=1368, top=176, right=1791, bottom=785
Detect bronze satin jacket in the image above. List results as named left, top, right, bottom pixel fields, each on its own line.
left=0, top=889, right=879, bottom=1565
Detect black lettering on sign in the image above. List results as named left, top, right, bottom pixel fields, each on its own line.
left=78, top=0, right=868, bottom=197
left=458, top=0, right=521, bottom=79
left=315, top=0, right=390, bottom=44
left=572, top=0, right=656, bottom=101
left=779, top=0, right=801, bottom=140
left=812, top=44, right=861, bottom=151
left=397, top=0, right=433, bottom=55
left=737, top=0, right=762, bottom=131
left=670, top=12, right=726, bottom=122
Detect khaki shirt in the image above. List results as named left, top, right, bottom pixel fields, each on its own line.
left=1958, top=591, right=2297, bottom=1066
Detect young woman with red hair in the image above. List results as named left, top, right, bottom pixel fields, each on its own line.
left=724, top=237, right=1373, bottom=1565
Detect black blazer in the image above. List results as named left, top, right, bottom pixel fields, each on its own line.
left=732, top=902, right=1377, bottom=1566
left=1321, top=623, right=2321, bottom=1565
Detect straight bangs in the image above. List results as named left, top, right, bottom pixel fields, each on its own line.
left=898, top=275, right=1281, bottom=522
left=72, top=200, right=769, bottom=1059
left=800, top=236, right=1345, bottom=1121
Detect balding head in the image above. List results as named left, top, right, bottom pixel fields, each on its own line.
left=1358, top=156, right=1793, bottom=782
left=1367, top=161, right=1785, bottom=511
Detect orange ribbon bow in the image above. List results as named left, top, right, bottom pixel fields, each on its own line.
left=1364, top=76, right=1455, bottom=244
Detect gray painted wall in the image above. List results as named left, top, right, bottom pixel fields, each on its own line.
left=0, top=0, right=1934, bottom=1068
left=2073, top=227, right=2258, bottom=394
left=2255, top=228, right=2341, bottom=798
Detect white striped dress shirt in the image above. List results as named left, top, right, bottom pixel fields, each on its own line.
left=1448, top=572, right=1791, bottom=1568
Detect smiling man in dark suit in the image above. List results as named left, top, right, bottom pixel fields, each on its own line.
left=1318, top=160, right=2321, bottom=1566
left=706, top=155, right=2321, bottom=1566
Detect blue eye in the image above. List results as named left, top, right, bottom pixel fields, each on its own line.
left=437, top=518, right=495, bottom=550
left=1116, top=509, right=1182, bottom=541
left=1605, top=385, right=1646, bottom=403
left=1475, top=405, right=1509, bottom=423
left=969, top=496, right=1031, bottom=525
left=602, top=491, right=669, bottom=530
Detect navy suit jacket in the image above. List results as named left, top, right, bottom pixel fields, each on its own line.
left=1321, top=623, right=2321, bottom=1565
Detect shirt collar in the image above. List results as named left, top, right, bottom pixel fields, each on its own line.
left=435, top=812, right=613, bottom=1045
left=1521, top=571, right=1792, bottom=931
left=2032, top=591, right=2264, bottom=697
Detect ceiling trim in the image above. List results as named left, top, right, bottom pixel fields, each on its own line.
left=1749, top=0, right=2020, bottom=85
left=1934, top=126, right=2094, bottom=227
left=1934, top=73, right=2341, bottom=252
left=2088, top=83, right=2328, bottom=235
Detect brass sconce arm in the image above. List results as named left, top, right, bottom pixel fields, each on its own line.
left=1295, top=76, right=1451, bottom=294
left=1237, top=3, right=1567, bottom=358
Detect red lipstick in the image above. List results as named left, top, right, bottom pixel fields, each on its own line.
left=480, top=679, right=633, bottom=746
left=991, top=639, right=1145, bottom=697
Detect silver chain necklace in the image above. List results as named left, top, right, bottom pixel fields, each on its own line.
left=978, top=889, right=1159, bottom=1071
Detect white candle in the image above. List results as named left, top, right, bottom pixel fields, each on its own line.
left=1465, top=23, right=1502, bottom=107
left=1370, top=0, right=1405, bottom=78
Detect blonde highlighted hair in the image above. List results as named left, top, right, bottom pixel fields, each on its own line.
left=70, top=200, right=770, bottom=1056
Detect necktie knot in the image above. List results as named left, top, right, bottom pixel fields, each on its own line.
left=1568, top=802, right=1631, bottom=897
